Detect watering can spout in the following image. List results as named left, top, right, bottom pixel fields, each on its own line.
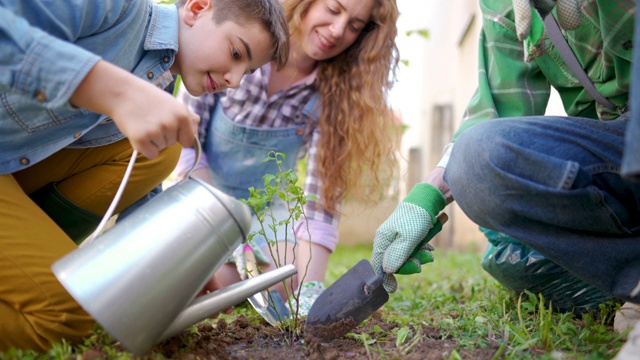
left=51, top=177, right=286, bottom=356
left=159, top=264, right=296, bottom=342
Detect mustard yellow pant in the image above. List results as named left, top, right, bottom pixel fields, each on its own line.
left=0, top=139, right=181, bottom=352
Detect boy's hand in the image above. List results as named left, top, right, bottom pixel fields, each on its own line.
left=70, top=60, right=199, bottom=159
left=109, top=82, right=200, bottom=159
left=371, top=183, right=446, bottom=293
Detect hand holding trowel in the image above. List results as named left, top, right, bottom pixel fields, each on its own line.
left=305, top=210, right=448, bottom=341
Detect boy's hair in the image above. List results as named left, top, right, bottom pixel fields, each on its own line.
left=176, top=0, right=289, bottom=69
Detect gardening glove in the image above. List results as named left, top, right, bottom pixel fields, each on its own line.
left=371, top=183, right=447, bottom=293
left=396, top=215, right=446, bottom=275
left=512, top=0, right=582, bottom=61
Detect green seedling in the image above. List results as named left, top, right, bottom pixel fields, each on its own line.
left=240, top=151, right=317, bottom=334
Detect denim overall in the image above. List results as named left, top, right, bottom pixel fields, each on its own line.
left=204, top=95, right=320, bottom=251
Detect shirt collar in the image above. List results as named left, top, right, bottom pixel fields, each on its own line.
left=264, top=62, right=319, bottom=86
left=299, top=66, right=319, bottom=86
left=144, top=3, right=179, bottom=52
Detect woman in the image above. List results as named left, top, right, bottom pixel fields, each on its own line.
left=175, top=0, right=400, bottom=315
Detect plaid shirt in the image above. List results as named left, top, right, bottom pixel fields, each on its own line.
left=177, top=63, right=340, bottom=243
left=454, top=0, right=634, bottom=140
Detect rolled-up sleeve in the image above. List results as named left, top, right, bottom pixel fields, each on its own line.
left=0, top=0, right=139, bottom=108
left=0, top=8, right=97, bottom=107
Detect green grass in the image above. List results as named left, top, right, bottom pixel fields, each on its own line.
left=329, top=244, right=627, bottom=359
left=1, top=245, right=627, bottom=359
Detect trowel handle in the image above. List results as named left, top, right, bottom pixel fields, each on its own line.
left=435, top=212, right=448, bottom=225
left=424, top=212, right=448, bottom=242
left=364, top=272, right=384, bottom=295
left=243, top=244, right=260, bottom=279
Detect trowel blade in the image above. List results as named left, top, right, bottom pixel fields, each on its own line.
left=304, top=259, right=389, bottom=341
left=247, top=290, right=280, bottom=327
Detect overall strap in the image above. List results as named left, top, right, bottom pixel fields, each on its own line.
left=544, top=15, right=618, bottom=111
left=303, top=93, right=321, bottom=122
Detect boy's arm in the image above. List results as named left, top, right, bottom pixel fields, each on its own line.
left=1, top=4, right=198, bottom=158
left=70, top=60, right=199, bottom=159
left=0, top=5, right=100, bottom=107
left=1, top=0, right=148, bottom=108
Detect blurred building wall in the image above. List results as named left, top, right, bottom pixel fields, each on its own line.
left=339, top=0, right=565, bottom=250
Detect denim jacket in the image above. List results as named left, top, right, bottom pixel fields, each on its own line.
left=0, top=0, right=179, bottom=174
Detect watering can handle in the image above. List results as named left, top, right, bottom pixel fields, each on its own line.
left=82, top=136, right=202, bottom=246
left=185, top=136, right=202, bottom=179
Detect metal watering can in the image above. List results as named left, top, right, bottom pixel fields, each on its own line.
left=51, top=140, right=296, bottom=355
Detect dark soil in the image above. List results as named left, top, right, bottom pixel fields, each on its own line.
left=80, top=309, right=502, bottom=359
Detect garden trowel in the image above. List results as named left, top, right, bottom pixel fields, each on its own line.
left=305, top=213, right=448, bottom=341
left=304, top=258, right=388, bottom=341
left=243, top=244, right=291, bottom=326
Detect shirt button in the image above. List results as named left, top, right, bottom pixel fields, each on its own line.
left=146, top=71, right=154, bottom=79
left=163, top=56, right=171, bottom=63
left=622, top=40, right=633, bottom=50
left=35, top=90, right=47, bottom=102
left=296, top=128, right=304, bottom=136
left=20, top=157, right=30, bottom=166
left=74, top=132, right=82, bottom=139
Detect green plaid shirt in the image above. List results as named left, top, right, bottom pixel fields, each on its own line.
left=454, top=0, right=635, bottom=140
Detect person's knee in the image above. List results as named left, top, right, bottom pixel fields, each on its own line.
left=130, top=143, right=182, bottom=195
left=155, top=143, right=183, bottom=180
left=0, top=301, right=94, bottom=352
left=446, top=122, right=516, bottom=223
left=447, top=125, right=500, bottom=204
left=33, top=310, right=94, bottom=351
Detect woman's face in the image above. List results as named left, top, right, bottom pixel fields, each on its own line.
left=298, top=0, right=374, bottom=61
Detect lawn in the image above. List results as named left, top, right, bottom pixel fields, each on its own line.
left=327, top=245, right=626, bottom=359
left=1, top=244, right=627, bottom=360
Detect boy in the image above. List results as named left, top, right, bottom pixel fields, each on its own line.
left=0, top=0, right=288, bottom=351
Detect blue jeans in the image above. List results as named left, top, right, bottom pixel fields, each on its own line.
left=621, top=0, right=640, bottom=180
left=445, top=113, right=640, bottom=303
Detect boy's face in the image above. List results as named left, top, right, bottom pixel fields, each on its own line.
left=173, top=0, right=274, bottom=96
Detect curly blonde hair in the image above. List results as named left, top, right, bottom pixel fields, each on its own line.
left=282, top=0, right=400, bottom=215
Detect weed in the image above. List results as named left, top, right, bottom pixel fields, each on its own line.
left=346, top=332, right=377, bottom=359
left=395, top=326, right=412, bottom=347
left=0, top=348, right=41, bottom=360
